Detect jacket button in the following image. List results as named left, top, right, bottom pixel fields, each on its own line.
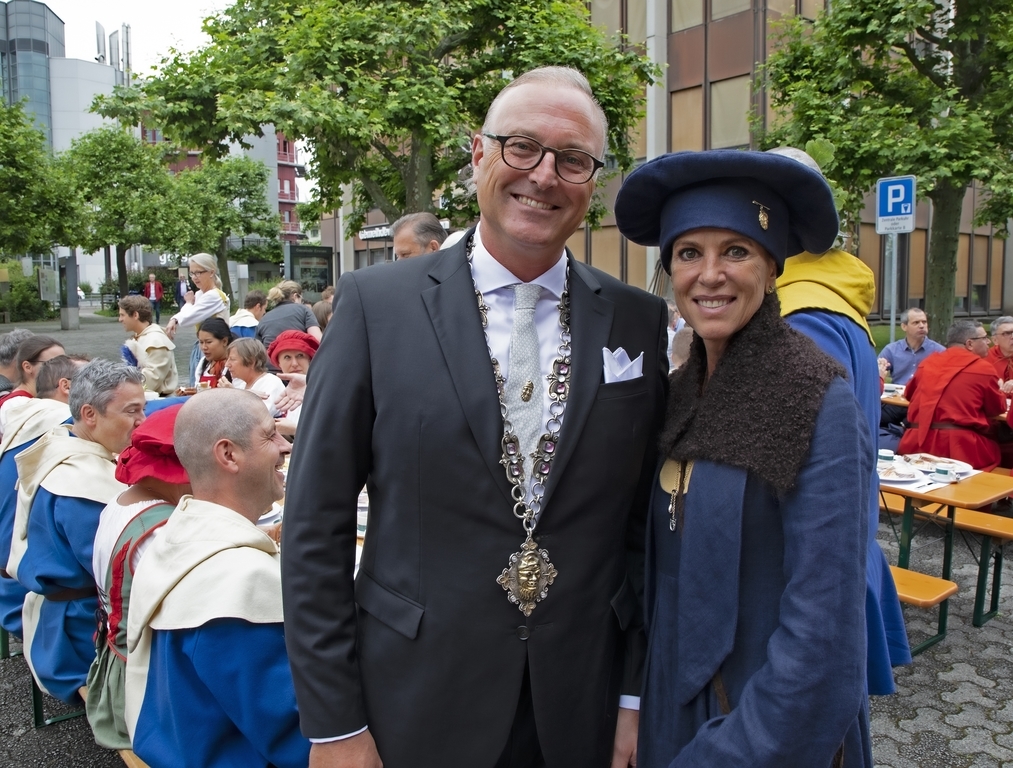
left=516, top=626, right=530, bottom=640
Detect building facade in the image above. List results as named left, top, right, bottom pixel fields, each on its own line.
left=327, top=0, right=1010, bottom=320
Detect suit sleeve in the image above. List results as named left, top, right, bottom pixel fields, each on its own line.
left=281, top=271, right=374, bottom=738
left=622, top=296, right=669, bottom=698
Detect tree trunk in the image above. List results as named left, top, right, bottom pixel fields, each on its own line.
left=103, top=245, right=112, bottom=284
left=923, top=180, right=965, bottom=344
left=216, top=235, right=234, bottom=304
left=116, top=244, right=129, bottom=297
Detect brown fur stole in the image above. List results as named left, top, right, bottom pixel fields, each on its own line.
left=660, top=292, right=845, bottom=495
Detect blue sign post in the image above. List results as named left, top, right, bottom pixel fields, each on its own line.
left=876, top=175, right=917, bottom=342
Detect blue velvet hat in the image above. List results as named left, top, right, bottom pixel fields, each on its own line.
left=614, top=150, right=839, bottom=275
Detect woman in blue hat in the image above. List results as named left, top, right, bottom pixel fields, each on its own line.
left=615, top=150, right=872, bottom=767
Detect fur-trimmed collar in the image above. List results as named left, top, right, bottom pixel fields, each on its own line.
left=661, top=293, right=844, bottom=494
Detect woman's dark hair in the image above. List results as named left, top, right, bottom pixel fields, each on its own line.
left=197, top=318, right=233, bottom=344
left=17, top=335, right=64, bottom=369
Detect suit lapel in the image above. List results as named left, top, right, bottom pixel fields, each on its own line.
left=540, top=258, right=614, bottom=513
left=421, top=234, right=513, bottom=503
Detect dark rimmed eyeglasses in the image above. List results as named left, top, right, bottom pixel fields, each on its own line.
left=482, top=133, right=604, bottom=184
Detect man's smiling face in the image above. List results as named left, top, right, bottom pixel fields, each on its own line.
left=471, top=81, right=603, bottom=271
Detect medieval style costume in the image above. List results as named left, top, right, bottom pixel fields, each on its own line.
left=7, top=425, right=124, bottom=703
left=779, top=249, right=911, bottom=694
left=898, top=346, right=1005, bottom=470
left=125, top=497, right=309, bottom=768
left=0, top=399, right=71, bottom=636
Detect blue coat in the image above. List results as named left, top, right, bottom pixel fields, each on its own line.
left=640, top=377, right=873, bottom=767
left=787, top=309, right=912, bottom=693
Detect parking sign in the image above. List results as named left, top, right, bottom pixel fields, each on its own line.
left=876, top=175, right=917, bottom=234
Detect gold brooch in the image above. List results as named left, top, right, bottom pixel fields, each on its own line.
left=520, top=380, right=534, bottom=402
left=752, top=201, right=770, bottom=230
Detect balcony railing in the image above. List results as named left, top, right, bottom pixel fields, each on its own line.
left=279, top=188, right=298, bottom=202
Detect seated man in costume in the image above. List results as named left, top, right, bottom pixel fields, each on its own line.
left=0, top=355, right=88, bottom=638
left=229, top=290, right=267, bottom=339
left=87, top=405, right=190, bottom=752
left=124, top=388, right=310, bottom=768
left=118, top=295, right=179, bottom=396
left=898, top=320, right=1005, bottom=470
left=6, top=360, right=146, bottom=705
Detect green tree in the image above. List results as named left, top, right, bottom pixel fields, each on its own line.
left=162, top=156, right=280, bottom=297
left=760, top=0, right=1013, bottom=339
left=0, top=102, right=79, bottom=257
left=60, top=126, right=172, bottom=296
left=96, top=0, right=658, bottom=233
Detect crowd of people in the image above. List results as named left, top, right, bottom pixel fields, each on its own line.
left=0, top=63, right=1000, bottom=768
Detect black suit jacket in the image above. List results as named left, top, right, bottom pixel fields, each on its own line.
left=282, top=232, right=668, bottom=768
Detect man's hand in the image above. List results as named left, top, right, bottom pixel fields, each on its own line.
left=611, top=707, right=638, bottom=768
left=877, top=357, right=890, bottom=380
left=1000, top=379, right=1013, bottom=395
left=310, top=731, right=383, bottom=768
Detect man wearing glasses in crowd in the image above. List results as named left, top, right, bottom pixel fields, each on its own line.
left=897, top=319, right=1006, bottom=469
left=283, top=67, right=668, bottom=768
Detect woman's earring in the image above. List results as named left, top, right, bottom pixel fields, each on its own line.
left=766, top=285, right=775, bottom=295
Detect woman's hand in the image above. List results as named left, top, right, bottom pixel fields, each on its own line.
left=276, top=417, right=297, bottom=437
left=165, top=319, right=178, bottom=340
left=217, top=375, right=234, bottom=389
left=276, top=373, right=307, bottom=412
left=184, top=290, right=195, bottom=305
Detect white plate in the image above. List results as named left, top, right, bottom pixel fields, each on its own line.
left=901, top=454, right=973, bottom=476
left=878, top=465, right=922, bottom=482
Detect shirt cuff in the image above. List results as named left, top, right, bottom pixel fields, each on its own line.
left=309, top=726, right=368, bottom=743
left=618, top=695, right=640, bottom=711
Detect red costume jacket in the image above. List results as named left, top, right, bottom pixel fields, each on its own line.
left=987, top=344, right=1013, bottom=383
left=899, top=347, right=1005, bottom=470
left=144, top=280, right=164, bottom=302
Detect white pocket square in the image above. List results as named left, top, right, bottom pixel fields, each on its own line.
left=602, top=347, right=644, bottom=383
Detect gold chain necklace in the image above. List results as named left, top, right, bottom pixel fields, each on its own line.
left=466, top=237, right=571, bottom=616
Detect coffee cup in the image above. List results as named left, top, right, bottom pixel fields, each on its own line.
left=933, top=466, right=956, bottom=483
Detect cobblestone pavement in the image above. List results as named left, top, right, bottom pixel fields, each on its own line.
left=1, top=313, right=1012, bottom=766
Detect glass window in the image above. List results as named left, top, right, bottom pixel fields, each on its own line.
left=591, top=226, right=622, bottom=279
left=627, top=0, right=647, bottom=44
left=858, top=224, right=881, bottom=314
left=591, top=0, right=622, bottom=35
left=767, top=0, right=795, bottom=15
left=670, top=87, right=704, bottom=151
left=710, top=76, right=751, bottom=149
left=567, top=229, right=586, bottom=263
left=991, top=236, right=1004, bottom=312
left=908, top=229, right=926, bottom=301
left=955, top=234, right=969, bottom=310
left=672, top=0, right=704, bottom=31
left=713, top=0, right=751, bottom=20
left=626, top=239, right=647, bottom=290
left=800, top=0, right=823, bottom=18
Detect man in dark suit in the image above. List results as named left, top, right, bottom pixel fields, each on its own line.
left=282, top=66, right=668, bottom=768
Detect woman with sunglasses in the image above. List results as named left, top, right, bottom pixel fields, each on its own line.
left=165, top=253, right=231, bottom=387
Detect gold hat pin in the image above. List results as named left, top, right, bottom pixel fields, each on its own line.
left=752, top=201, right=770, bottom=230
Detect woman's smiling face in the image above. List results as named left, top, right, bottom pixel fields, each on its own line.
left=670, top=227, right=777, bottom=366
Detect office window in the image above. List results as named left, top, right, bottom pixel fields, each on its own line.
left=626, top=239, right=647, bottom=290
left=991, top=237, right=1005, bottom=311
left=631, top=85, right=647, bottom=159
left=800, top=0, right=824, bottom=18
left=672, top=0, right=704, bottom=31
left=767, top=0, right=794, bottom=14
left=908, top=229, right=926, bottom=302
left=710, top=76, right=751, bottom=149
left=591, top=226, right=622, bottom=279
left=591, top=0, right=622, bottom=35
left=670, top=87, right=703, bottom=151
left=858, top=224, right=881, bottom=314
left=955, top=234, right=969, bottom=311
left=627, top=0, right=647, bottom=43
left=971, top=234, right=989, bottom=312
left=567, top=229, right=586, bottom=263
left=712, top=0, right=751, bottom=20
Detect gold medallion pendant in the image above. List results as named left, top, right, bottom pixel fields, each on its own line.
left=497, top=536, right=558, bottom=616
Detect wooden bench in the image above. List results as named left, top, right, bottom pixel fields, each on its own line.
left=889, top=565, right=958, bottom=655
left=881, top=490, right=1013, bottom=626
